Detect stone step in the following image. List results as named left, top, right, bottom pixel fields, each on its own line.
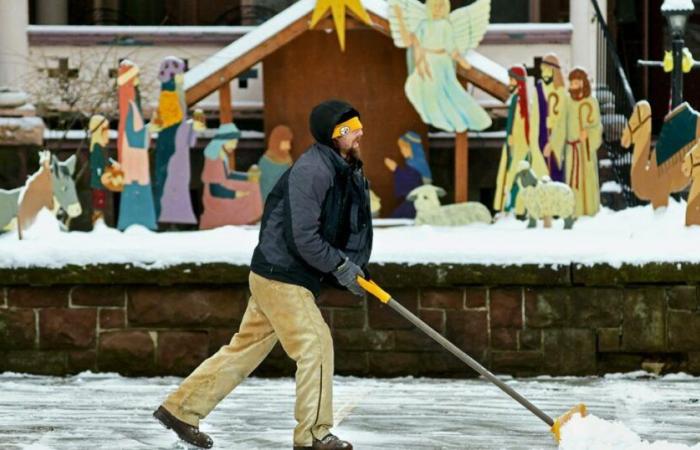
left=595, top=86, right=615, bottom=106
left=602, top=113, right=627, bottom=141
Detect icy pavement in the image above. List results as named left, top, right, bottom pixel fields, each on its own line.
left=1, top=371, right=699, bottom=450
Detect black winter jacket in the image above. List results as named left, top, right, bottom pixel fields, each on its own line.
left=250, top=100, right=373, bottom=297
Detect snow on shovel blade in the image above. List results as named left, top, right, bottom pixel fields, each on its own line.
left=551, top=403, right=587, bottom=442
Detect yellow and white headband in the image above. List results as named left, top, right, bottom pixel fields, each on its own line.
left=332, top=116, right=363, bottom=139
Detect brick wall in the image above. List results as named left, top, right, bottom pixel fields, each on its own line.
left=2, top=267, right=700, bottom=377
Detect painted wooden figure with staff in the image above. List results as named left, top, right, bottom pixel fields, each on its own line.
left=494, top=65, right=547, bottom=215
left=538, top=53, right=566, bottom=182
left=549, top=67, right=603, bottom=217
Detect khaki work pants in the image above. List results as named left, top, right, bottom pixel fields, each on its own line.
left=162, top=272, right=334, bottom=446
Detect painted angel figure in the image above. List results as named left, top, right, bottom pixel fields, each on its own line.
left=389, top=0, right=492, bottom=132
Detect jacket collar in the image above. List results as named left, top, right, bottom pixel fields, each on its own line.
left=314, top=142, right=361, bottom=175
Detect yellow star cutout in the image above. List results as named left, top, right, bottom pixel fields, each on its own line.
left=309, top=0, right=373, bottom=51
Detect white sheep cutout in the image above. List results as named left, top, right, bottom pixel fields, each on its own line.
left=514, top=160, right=576, bottom=229
left=407, top=184, right=492, bottom=226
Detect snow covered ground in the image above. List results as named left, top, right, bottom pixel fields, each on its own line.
left=1, top=371, right=698, bottom=449
left=1, top=200, right=700, bottom=270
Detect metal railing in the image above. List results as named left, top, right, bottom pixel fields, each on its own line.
left=590, top=0, right=641, bottom=207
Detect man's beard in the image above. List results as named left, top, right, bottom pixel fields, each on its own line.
left=339, top=139, right=361, bottom=161
left=542, top=75, right=554, bottom=85
left=508, top=84, right=518, bottom=93
left=569, top=87, right=585, bottom=101
left=348, top=142, right=361, bottom=160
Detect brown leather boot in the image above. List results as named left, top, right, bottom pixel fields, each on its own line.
left=293, top=433, right=353, bottom=450
left=153, top=406, right=213, bottom=449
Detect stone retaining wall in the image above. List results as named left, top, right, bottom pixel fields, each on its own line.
left=1, top=262, right=699, bottom=377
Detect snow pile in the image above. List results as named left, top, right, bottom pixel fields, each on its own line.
left=20, top=209, right=63, bottom=240
left=375, top=199, right=700, bottom=266
left=1, top=220, right=259, bottom=269
left=600, top=180, right=622, bottom=193
left=559, top=414, right=700, bottom=450
left=4, top=199, right=700, bottom=269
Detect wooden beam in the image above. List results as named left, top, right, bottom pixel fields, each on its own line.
left=455, top=131, right=469, bottom=203
left=185, top=8, right=509, bottom=106
left=186, top=16, right=310, bottom=106
left=218, top=83, right=232, bottom=124
left=312, top=15, right=373, bottom=30
left=457, top=66, right=510, bottom=102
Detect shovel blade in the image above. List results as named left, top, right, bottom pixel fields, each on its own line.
left=551, top=403, right=587, bottom=443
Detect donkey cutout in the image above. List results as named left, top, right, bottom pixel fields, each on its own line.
left=0, top=150, right=82, bottom=239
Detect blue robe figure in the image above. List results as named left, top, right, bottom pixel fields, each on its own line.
left=401, top=131, right=432, bottom=183
left=388, top=131, right=433, bottom=218
left=117, top=99, right=157, bottom=231
left=390, top=166, right=424, bottom=218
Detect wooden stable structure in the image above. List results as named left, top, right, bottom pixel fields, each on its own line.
left=184, top=0, right=509, bottom=212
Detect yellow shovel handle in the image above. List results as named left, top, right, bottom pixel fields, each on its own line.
left=356, top=276, right=392, bottom=304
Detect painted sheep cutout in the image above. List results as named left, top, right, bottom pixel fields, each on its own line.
left=514, top=160, right=575, bottom=229
left=407, top=184, right=491, bottom=226
left=0, top=150, right=82, bottom=239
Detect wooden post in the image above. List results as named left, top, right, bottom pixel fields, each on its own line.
left=218, top=82, right=233, bottom=124
left=455, top=131, right=469, bottom=203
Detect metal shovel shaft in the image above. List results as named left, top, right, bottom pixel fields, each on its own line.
left=386, top=298, right=555, bottom=427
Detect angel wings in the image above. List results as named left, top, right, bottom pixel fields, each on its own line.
left=388, top=0, right=493, bottom=132
left=388, top=0, right=490, bottom=54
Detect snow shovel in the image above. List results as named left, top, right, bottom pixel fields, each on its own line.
left=356, top=276, right=586, bottom=442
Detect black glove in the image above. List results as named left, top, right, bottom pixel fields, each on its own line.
left=332, top=257, right=365, bottom=297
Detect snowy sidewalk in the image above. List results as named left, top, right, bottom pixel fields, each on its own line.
left=1, top=372, right=699, bottom=449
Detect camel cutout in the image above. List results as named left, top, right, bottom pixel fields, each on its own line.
left=683, top=143, right=700, bottom=226
left=621, top=100, right=695, bottom=209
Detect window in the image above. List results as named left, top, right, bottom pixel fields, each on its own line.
left=488, top=0, right=530, bottom=23
left=458, top=0, right=568, bottom=23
